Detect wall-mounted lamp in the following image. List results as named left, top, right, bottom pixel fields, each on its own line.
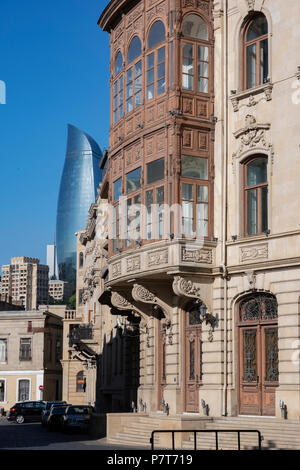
left=118, top=136, right=124, bottom=142
left=135, top=240, right=143, bottom=246
left=279, top=400, right=287, bottom=419
left=137, top=123, right=144, bottom=129
left=232, top=235, right=237, bottom=241
left=212, top=236, right=218, bottom=242
left=265, top=229, right=270, bottom=236
left=210, top=116, right=218, bottom=123
left=116, top=247, right=123, bottom=253
left=231, top=90, right=237, bottom=95
left=201, top=399, right=209, bottom=416
left=168, top=233, right=174, bottom=240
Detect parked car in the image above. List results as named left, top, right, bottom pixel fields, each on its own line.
left=8, top=401, right=45, bottom=424
left=46, top=404, right=69, bottom=431
left=61, top=405, right=94, bottom=433
left=41, top=401, right=67, bottom=426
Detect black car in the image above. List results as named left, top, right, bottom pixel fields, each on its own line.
left=41, top=401, right=67, bottom=426
left=8, top=401, right=45, bottom=424
left=46, top=404, right=69, bottom=431
left=61, top=405, right=94, bottom=433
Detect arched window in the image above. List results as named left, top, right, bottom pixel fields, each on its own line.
left=182, top=14, right=209, bottom=93
left=146, top=21, right=166, bottom=100
left=127, top=36, right=142, bottom=64
left=243, top=13, right=268, bottom=89
left=126, top=37, right=142, bottom=113
left=76, top=371, right=86, bottom=392
left=243, top=156, right=268, bottom=236
left=115, top=51, right=123, bottom=76
left=147, top=20, right=165, bottom=49
left=113, top=52, right=124, bottom=124
left=182, top=14, right=208, bottom=40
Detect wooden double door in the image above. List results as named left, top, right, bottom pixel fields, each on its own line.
left=184, top=304, right=203, bottom=413
left=238, top=295, right=279, bottom=416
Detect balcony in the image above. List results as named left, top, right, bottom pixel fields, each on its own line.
left=106, top=238, right=217, bottom=288
left=69, top=324, right=93, bottom=347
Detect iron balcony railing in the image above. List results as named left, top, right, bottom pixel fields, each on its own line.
left=69, top=324, right=93, bottom=347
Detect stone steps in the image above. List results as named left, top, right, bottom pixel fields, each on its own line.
left=106, top=415, right=300, bottom=450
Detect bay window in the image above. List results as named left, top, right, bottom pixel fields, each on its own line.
left=126, top=36, right=142, bottom=114
left=113, top=51, right=124, bottom=124
left=182, top=14, right=209, bottom=93
left=146, top=21, right=166, bottom=100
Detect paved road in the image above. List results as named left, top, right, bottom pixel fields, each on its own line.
left=0, top=418, right=148, bottom=451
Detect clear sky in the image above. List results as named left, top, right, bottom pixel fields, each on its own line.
left=0, top=0, right=110, bottom=267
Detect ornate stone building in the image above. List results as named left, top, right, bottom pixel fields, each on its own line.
left=60, top=0, right=300, bottom=448
left=97, top=0, right=300, bottom=425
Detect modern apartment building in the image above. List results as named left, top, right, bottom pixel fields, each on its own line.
left=0, top=257, right=49, bottom=310
left=48, top=280, right=73, bottom=302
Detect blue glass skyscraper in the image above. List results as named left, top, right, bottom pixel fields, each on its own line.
left=56, top=124, right=102, bottom=284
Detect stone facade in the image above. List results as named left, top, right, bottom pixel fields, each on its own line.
left=94, top=0, right=300, bottom=424
left=0, top=309, right=63, bottom=411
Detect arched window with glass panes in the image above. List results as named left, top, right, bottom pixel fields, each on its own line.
left=242, top=13, right=269, bottom=90
left=126, top=36, right=142, bottom=114
left=181, top=14, right=210, bottom=93
left=113, top=51, right=124, bottom=124
left=146, top=20, right=166, bottom=100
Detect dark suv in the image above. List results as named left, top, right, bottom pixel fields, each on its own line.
left=8, top=401, right=45, bottom=424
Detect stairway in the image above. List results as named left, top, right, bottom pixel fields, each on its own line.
left=106, top=414, right=300, bottom=450
left=182, top=417, right=300, bottom=450
left=106, top=415, right=162, bottom=448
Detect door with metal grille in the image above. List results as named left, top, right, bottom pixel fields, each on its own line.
left=238, top=295, right=278, bottom=416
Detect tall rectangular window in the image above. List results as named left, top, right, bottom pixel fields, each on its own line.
left=244, top=157, right=268, bottom=236
left=0, top=380, right=5, bottom=402
left=146, top=52, right=155, bottom=100
left=18, top=379, right=30, bottom=401
left=19, top=338, right=32, bottom=361
left=182, top=42, right=194, bottom=90
left=157, top=46, right=165, bottom=95
left=126, top=67, right=133, bottom=113
left=134, top=60, right=142, bottom=107
left=0, top=339, right=7, bottom=363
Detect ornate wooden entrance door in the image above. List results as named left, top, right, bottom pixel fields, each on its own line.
left=184, top=305, right=202, bottom=412
left=238, top=295, right=278, bottom=416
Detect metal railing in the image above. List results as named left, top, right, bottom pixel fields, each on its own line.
left=150, top=429, right=262, bottom=451
left=69, top=324, right=93, bottom=347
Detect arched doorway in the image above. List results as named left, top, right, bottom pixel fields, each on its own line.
left=237, top=293, right=278, bottom=416
left=184, top=302, right=203, bottom=412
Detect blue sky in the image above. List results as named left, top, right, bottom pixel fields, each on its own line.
left=0, top=0, right=110, bottom=267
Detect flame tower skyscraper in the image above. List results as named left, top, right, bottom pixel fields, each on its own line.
left=56, top=124, right=102, bottom=284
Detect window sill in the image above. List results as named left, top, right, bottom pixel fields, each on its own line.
left=230, top=82, right=273, bottom=112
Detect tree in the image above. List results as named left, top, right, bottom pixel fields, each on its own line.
left=67, top=293, right=76, bottom=309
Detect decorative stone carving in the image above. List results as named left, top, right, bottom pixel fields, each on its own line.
left=232, top=115, right=274, bottom=173
left=111, top=292, right=133, bottom=310
left=240, top=243, right=268, bottom=263
left=246, top=0, right=255, bottom=11
left=245, top=270, right=257, bottom=290
left=126, top=256, right=141, bottom=273
left=172, top=276, right=201, bottom=299
left=148, top=249, right=168, bottom=266
left=181, top=247, right=213, bottom=264
left=111, top=262, right=122, bottom=278
left=132, top=284, right=157, bottom=303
